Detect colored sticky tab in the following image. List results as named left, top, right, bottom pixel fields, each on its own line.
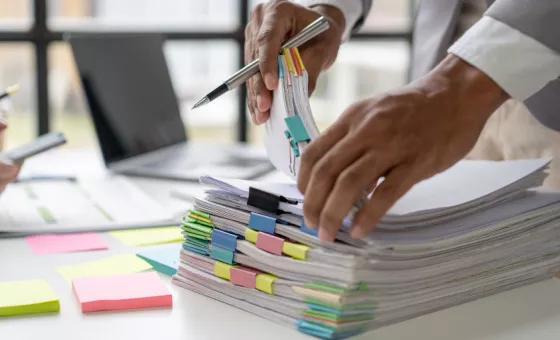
left=214, top=261, right=236, bottom=281
left=183, top=243, right=208, bottom=256
left=284, top=116, right=310, bottom=143
left=255, top=273, right=277, bottom=294
left=244, top=228, right=258, bottom=243
left=301, top=220, right=319, bottom=237
left=278, top=55, right=284, bottom=78
left=210, top=245, right=234, bottom=264
left=0, top=279, right=60, bottom=317
left=283, top=48, right=295, bottom=74
left=187, top=212, right=213, bottom=226
left=290, top=48, right=302, bottom=76
left=189, top=209, right=210, bottom=219
left=72, top=272, right=172, bottom=313
left=25, top=232, right=108, bottom=254
left=185, top=236, right=209, bottom=248
left=183, top=222, right=213, bottom=235
left=212, top=229, right=237, bottom=251
left=230, top=267, right=260, bottom=289
left=248, top=213, right=276, bottom=234
left=57, top=254, right=152, bottom=284
left=109, top=227, right=182, bottom=247
left=294, top=47, right=305, bottom=71
left=282, top=242, right=310, bottom=260
left=256, top=232, right=284, bottom=256
left=136, top=244, right=181, bottom=276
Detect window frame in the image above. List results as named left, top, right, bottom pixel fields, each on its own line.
left=0, top=0, right=413, bottom=142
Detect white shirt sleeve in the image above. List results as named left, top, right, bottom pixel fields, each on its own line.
left=296, top=0, right=363, bottom=42
left=448, top=16, right=560, bottom=101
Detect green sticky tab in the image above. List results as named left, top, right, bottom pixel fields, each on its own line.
left=304, top=297, right=377, bottom=311
left=183, top=216, right=197, bottom=224
left=189, top=209, right=210, bottom=219
left=304, top=282, right=346, bottom=294
left=184, top=231, right=210, bottom=241
left=185, top=237, right=209, bottom=248
left=284, top=116, right=310, bottom=142
left=183, top=222, right=213, bottom=235
left=358, top=282, right=369, bottom=291
left=302, top=310, right=374, bottom=323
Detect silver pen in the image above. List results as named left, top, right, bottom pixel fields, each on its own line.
left=191, top=16, right=329, bottom=109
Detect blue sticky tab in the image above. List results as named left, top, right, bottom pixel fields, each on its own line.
left=183, top=243, right=208, bottom=256
left=284, top=116, right=310, bottom=143
left=210, top=245, right=234, bottom=264
left=248, top=213, right=276, bottom=234
left=300, top=219, right=319, bottom=237
left=278, top=55, right=284, bottom=78
left=212, top=229, right=238, bottom=251
left=297, top=320, right=364, bottom=340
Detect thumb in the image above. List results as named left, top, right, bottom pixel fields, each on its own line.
left=257, top=1, right=294, bottom=90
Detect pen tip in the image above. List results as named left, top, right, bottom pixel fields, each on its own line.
left=6, top=84, right=19, bottom=95
left=192, top=97, right=209, bottom=110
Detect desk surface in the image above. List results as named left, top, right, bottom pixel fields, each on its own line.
left=2, top=149, right=560, bottom=340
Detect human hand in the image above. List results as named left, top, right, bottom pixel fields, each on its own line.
left=297, top=54, right=509, bottom=241
left=244, top=0, right=346, bottom=124
left=0, top=121, right=21, bottom=192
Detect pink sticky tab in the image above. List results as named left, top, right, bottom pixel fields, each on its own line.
left=25, top=232, right=108, bottom=254
left=72, top=272, right=172, bottom=313
left=230, top=267, right=261, bottom=289
left=256, top=232, right=284, bottom=256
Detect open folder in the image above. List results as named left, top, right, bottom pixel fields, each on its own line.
left=171, top=47, right=560, bottom=339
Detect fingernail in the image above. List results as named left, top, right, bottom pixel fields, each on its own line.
left=350, top=225, right=366, bottom=239
left=264, top=74, right=276, bottom=90
left=319, top=228, right=335, bottom=242
left=257, top=95, right=265, bottom=112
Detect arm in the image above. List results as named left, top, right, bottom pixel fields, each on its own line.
left=448, top=0, right=560, bottom=102
left=297, top=0, right=373, bottom=41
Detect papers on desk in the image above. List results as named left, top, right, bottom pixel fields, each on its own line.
left=0, top=175, right=177, bottom=236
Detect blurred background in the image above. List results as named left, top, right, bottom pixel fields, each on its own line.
left=0, top=0, right=412, bottom=150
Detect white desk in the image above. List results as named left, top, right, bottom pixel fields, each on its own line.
left=2, top=149, right=560, bottom=340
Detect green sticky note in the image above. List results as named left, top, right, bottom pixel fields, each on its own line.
left=304, top=282, right=346, bottom=294
left=183, top=231, right=210, bottom=241
left=57, top=254, right=153, bottom=284
left=0, top=279, right=60, bottom=317
left=302, top=309, right=374, bottom=323
left=183, top=222, right=212, bottom=235
left=185, top=237, right=209, bottom=248
left=109, top=226, right=182, bottom=247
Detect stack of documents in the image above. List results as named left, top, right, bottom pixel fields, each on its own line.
left=172, top=47, right=560, bottom=339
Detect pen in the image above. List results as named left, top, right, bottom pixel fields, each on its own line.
left=0, top=84, right=20, bottom=102
left=192, top=16, right=330, bottom=109
left=13, top=175, right=77, bottom=183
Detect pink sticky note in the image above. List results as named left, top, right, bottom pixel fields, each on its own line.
left=230, top=266, right=261, bottom=289
left=25, top=233, right=108, bottom=254
left=256, top=232, right=284, bottom=256
left=72, top=272, right=172, bottom=313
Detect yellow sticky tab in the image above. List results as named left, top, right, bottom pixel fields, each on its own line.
left=109, top=226, right=182, bottom=246
left=244, top=228, right=258, bottom=243
left=283, top=48, right=295, bottom=74
left=256, top=273, right=277, bottom=294
left=188, top=213, right=212, bottom=224
left=293, top=47, right=305, bottom=71
left=282, top=242, right=311, bottom=261
left=214, top=261, right=234, bottom=281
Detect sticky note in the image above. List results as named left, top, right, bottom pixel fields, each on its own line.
left=109, top=226, right=182, bottom=246
left=72, top=272, right=172, bottom=313
left=255, top=273, right=277, bottom=295
left=57, top=254, right=152, bottom=283
left=25, top=232, right=108, bottom=254
left=282, top=242, right=310, bottom=261
left=136, top=244, right=181, bottom=276
left=0, top=279, right=60, bottom=317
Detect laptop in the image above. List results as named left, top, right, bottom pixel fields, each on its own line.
left=68, top=34, right=274, bottom=181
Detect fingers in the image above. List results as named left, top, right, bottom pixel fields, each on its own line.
left=257, top=0, right=293, bottom=90
left=301, top=133, right=366, bottom=230
left=318, top=153, right=386, bottom=241
left=350, top=164, right=416, bottom=238
left=0, top=160, right=20, bottom=188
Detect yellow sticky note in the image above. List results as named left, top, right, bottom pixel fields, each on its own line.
left=0, top=279, right=60, bottom=317
left=244, top=228, right=258, bottom=243
left=256, top=273, right=277, bottom=295
left=57, top=254, right=153, bottom=284
left=109, top=227, right=182, bottom=247
left=282, top=242, right=310, bottom=261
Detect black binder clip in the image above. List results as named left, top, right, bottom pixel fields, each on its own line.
left=247, top=186, right=298, bottom=214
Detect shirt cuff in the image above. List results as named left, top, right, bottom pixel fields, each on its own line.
left=296, top=0, right=363, bottom=42
left=448, top=16, right=560, bottom=101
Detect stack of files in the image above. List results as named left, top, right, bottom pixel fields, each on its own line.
left=172, top=156, right=560, bottom=339
left=172, top=46, right=560, bottom=338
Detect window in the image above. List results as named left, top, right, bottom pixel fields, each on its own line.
left=0, top=0, right=412, bottom=150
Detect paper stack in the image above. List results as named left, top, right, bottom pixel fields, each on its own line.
left=172, top=46, right=560, bottom=339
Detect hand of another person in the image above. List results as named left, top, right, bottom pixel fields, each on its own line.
left=244, top=0, right=346, bottom=124
left=0, top=118, right=21, bottom=192
left=297, top=54, right=509, bottom=242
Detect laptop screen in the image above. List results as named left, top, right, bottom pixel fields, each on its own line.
left=69, top=34, right=187, bottom=164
